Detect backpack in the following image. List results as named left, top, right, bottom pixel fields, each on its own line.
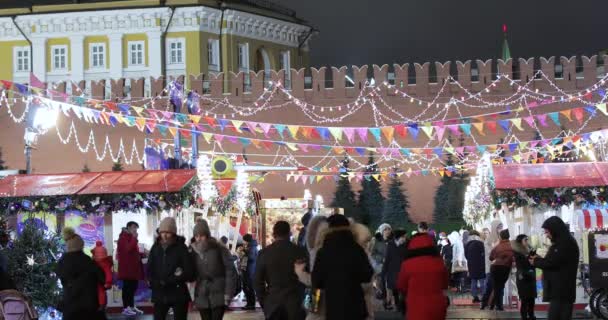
left=0, top=290, right=37, bottom=320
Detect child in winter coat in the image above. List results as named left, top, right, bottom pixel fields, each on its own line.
left=91, top=241, right=113, bottom=316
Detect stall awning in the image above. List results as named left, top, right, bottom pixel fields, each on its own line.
left=493, top=162, right=608, bottom=189
left=0, top=170, right=196, bottom=197
left=578, top=209, right=608, bottom=230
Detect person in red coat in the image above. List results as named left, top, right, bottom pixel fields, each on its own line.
left=396, top=232, right=449, bottom=320
left=117, top=221, right=145, bottom=316
left=91, top=240, right=113, bottom=318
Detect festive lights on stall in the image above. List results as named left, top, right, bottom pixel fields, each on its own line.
left=196, top=154, right=218, bottom=202
left=235, top=168, right=251, bottom=212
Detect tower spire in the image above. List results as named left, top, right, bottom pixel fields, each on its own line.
left=502, top=24, right=511, bottom=61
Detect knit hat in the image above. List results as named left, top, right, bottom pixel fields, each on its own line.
left=159, top=217, right=177, bottom=234
left=91, top=240, right=108, bottom=260
left=62, top=227, right=84, bottom=253
left=193, top=219, right=211, bottom=237
left=327, top=214, right=350, bottom=228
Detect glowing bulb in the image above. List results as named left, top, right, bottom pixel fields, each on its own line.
left=33, top=106, right=59, bottom=130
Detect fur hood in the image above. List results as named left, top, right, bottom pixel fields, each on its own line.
left=305, top=215, right=329, bottom=250
left=468, top=235, right=482, bottom=243
left=351, top=223, right=372, bottom=252
left=511, top=240, right=530, bottom=255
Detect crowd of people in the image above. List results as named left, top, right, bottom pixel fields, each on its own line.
left=0, top=211, right=579, bottom=320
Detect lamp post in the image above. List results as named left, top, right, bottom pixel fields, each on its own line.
left=24, top=98, right=58, bottom=174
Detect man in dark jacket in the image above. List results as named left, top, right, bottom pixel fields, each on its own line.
left=191, top=219, right=236, bottom=320
left=464, top=230, right=486, bottom=303
left=530, top=216, right=579, bottom=320
left=312, top=214, right=374, bottom=320
left=382, top=229, right=407, bottom=313
left=242, top=233, right=259, bottom=310
left=297, top=209, right=312, bottom=248
left=56, top=228, right=105, bottom=320
left=116, top=221, right=145, bottom=316
left=147, top=217, right=194, bottom=320
left=254, top=221, right=307, bottom=320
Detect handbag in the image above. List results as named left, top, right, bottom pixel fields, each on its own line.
left=452, top=260, right=468, bottom=274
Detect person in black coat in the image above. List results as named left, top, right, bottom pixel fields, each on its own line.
left=254, top=220, right=308, bottom=320
left=56, top=228, right=105, bottom=320
left=513, top=234, right=537, bottom=320
left=311, top=214, right=374, bottom=320
left=464, top=231, right=486, bottom=303
left=147, top=217, right=195, bottom=320
left=381, top=229, right=407, bottom=312
left=530, top=216, right=579, bottom=320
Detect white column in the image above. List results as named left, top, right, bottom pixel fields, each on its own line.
left=108, top=33, right=123, bottom=79
left=31, top=37, right=46, bottom=82
left=148, top=31, right=162, bottom=79
left=70, top=35, right=85, bottom=82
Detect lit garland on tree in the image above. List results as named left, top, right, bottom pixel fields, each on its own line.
left=196, top=155, right=218, bottom=216
left=463, top=153, right=495, bottom=226
left=235, top=169, right=250, bottom=212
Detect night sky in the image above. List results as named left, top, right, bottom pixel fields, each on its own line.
left=278, top=0, right=607, bottom=68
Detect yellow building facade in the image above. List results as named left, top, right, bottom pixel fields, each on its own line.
left=0, top=0, right=313, bottom=92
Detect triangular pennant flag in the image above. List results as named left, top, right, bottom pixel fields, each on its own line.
left=275, top=124, right=286, bottom=139
left=218, top=119, right=229, bottom=131
left=408, top=126, right=419, bottom=140
left=477, top=145, right=487, bottom=153
left=596, top=103, right=608, bottom=115
left=445, top=147, right=455, bottom=155
left=510, top=118, right=523, bottom=131
left=135, top=117, right=146, bottom=132
left=315, top=127, right=329, bottom=140
left=472, top=122, right=485, bottom=136
left=486, top=121, right=497, bottom=134
left=204, top=117, right=217, bottom=128
left=245, top=122, right=258, bottom=134
left=435, top=126, right=446, bottom=140
left=400, top=148, right=411, bottom=157
left=343, top=128, right=355, bottom=143
left=288, top=126, right=300, bottom=140
left=433, top=147, right=443, bottom=157
left=202, top=132, right=213, bottom=143
left=548, top=112, right=561, bottom=126
left=332, top=146, right=344, bottom=154
left=238, top=137, right=251, bottom=147
left=316, top=175, right=324, bottom=182
left=523, top=116, right=535, bottom=128
left=189, top=115, right=201, bottom=124
left=459, top=123, right=472, bottom=136
left=168, top=127, right=178, bottom=137
left=158, top=126, right=168, bottom=137
left=455, top=147, right=465, bottom=156
left=513, top=154, right=521, bottom=163
left=536, top=114, right=548, bottom=127
left=498, top=120, right=510, bottom=132
left=448, top=125, right=461, bottom=136
left=560, top=109, right=572, bottom=121
left=369, top=128, right=382, bottom=142
left=231, top=120, right=243, bottom=133
left=250, top=139, right=261, bottom=149
left=131, top=106, right=144, bottom=116
left=519, top=141, right=528, bottom=150
left=508, top=143, right=517, bottom=153
left=258, top=123, right=272, bottom=137
left=328, top=127, right=343, bottom=141
left=381, top=127, right=395, bottom=142
left=355, top=147, right=366, bottom=156
left=356, top=128, right=368, bottom=142
left=421, top=125, right=434, bottom=139
left=300, top=127, right=313, bottom=139
left=394, top=124, right=407, bottom=138
left=572, top=108, right=584, bottom=124
left=180, top=129, right=192, bottom=139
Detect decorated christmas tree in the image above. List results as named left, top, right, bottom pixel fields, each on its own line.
left=6, top=216, right=63, bottom=312
left=112, top=159, right=124, bottom=171
left=330, top=157, right=359, bottom=220
left=381, top=172, right=410, bottom=228
left=357, top=153, right=384, bottom=228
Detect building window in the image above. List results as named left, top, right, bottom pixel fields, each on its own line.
left=238, top=43, right=249, bottom=71
left=51, top=45, right=67, bottom=71
left=13, top=47, right=30, bottom=73
left=280, top=50, right=291, bottom=88
left=167, top=38, right=185, bottom=65
left=89, top=43, right=106, bottom=69
left=208, top=39, right=220, bottom=72
left=128, top=41, right=145, bottom=66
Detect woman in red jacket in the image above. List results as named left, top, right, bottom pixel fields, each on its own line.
left=396, top=233, right=449, bottom=320
left=117, top=221, right=145, bottom=316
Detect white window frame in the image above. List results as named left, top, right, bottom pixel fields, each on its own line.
left=167, top=38, right=185, bottom=66
left=89, top=42, right=106, bottom=70
left=207, top=39, right=220, bottom=72
left=280, top=50, right=291, bottom=87
left=128, top=41, right=145, bottom=67
left=13, top=46, right=30, bottom=74
left=238, top=42, right=249, bottom=72
left=51, top=45, right=68, bottom=72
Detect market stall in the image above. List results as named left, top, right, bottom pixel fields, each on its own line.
left=468, top=161, right=608, bottom=307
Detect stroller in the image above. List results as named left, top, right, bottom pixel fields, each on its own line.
left=0, top=290, right=38, bottom=320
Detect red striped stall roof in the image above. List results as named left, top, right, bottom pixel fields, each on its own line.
left=493, top=162, right=608, bottom=189
left=0, top=170, right=196, bottom=197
